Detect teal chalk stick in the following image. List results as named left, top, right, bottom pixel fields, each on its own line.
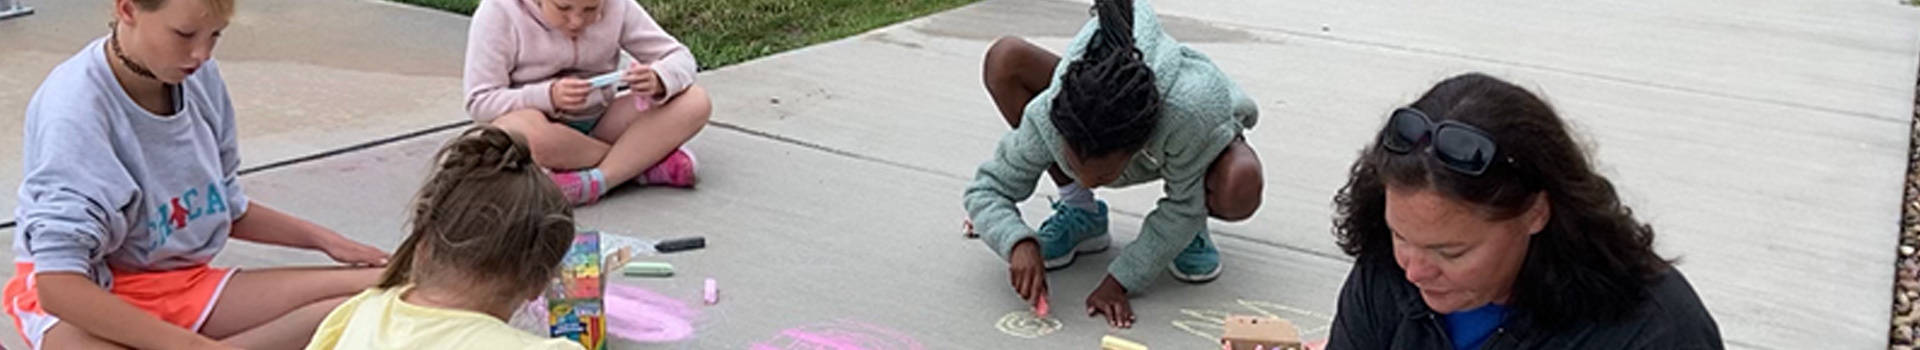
left=621, top=261, right=674, bottom=277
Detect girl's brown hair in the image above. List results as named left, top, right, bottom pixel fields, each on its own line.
left=378, top=126, right=576, bottom=304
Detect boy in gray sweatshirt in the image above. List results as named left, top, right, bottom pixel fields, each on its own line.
left=9, top=2, right=387, bottom=347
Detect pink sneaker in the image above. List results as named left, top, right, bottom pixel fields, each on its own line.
left=548, top=168, right=606, bottom=205
left=638, top=147, right=697, bottom=188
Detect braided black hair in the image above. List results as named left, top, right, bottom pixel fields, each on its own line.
left=1050, top=0, right=1162, bottom=159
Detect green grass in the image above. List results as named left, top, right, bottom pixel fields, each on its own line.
left=396, top=0, right=980, bottom=70
left=393, top=0, right=482, bottom=14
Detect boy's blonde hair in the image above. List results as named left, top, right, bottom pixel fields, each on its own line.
left=130, top=0, right=235, bottom=19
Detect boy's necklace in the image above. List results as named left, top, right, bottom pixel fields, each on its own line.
left=108, top=21, right=159, bottom=80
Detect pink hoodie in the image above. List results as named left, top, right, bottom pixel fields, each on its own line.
left=463, top=0, right=698, bottom=123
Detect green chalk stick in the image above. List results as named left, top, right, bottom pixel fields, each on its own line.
left=621, top=262, right=674, bottom=277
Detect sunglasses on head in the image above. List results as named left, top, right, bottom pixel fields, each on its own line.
left=1379, top=107, right=1501, bottom=176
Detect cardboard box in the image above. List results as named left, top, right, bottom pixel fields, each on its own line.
left=1221, top=315, right=1300, bottom=350
left=547, top=230, right=606, bottom=350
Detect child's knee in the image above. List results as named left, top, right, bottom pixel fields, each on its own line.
left=1208, top=160, right=1264, bottom=221
left=984, top=36, right=1033, bottom=80
left=498, top=109, right=547, bottom=122
left=1208, top=143, right=1262, bottom=187
left=677, top=86, right=714, bottom=123
left=1210, top=192, right=1261, bottom=222
left=985, top=36, right=1027, bottom=64
left=489, top=109, right=547, bottom=132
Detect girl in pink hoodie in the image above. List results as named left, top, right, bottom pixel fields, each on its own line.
left=464, top=0, right=712, bottom=205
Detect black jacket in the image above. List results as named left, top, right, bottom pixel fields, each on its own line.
left=1325, top=257, right=1724, bottom=350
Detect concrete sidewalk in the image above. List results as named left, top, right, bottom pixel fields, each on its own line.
left=2, top=0, right=1917, bottom=348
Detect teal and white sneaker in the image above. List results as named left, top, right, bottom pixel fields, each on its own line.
left=1037, top=200, right=1110, bottom=270
left=1168, top=229, right=1222, bottom=283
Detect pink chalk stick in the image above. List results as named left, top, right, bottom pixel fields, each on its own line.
left=1035, top=296, right=1049, bottom=317
left=703, top=278, right=718, bottom=305
left=626, top=62, right=657, bottom=112
left=634, top=95, right=654, bottom=112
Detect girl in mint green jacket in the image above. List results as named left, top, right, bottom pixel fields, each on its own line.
left=964, top=0, right=1263, bottom=328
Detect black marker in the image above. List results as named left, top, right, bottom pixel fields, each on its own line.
left=654, top=236, right=706, bottom=253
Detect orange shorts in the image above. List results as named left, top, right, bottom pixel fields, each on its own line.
left=4, top=262, right=236, bottom=349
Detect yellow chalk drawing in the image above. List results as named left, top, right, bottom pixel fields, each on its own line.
left=995, top=311, right=1064, bottom=339
left=1171, top=309, right=1233, bottom=340
left=1170, top=300, right=1334, bottom=345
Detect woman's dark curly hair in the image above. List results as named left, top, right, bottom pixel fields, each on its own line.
left=1332, top=72, right=1672, bottom=329
left=1050, top=0, right=1161, bottom=158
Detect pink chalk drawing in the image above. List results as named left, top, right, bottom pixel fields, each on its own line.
left=510, top=284, right=700, bottom=344
left=749, top=320, right=926, bottom=350
left=606, top=284, right=698, bottom=343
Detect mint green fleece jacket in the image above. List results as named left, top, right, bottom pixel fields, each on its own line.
left=963, top=0, right=1260, bottom=292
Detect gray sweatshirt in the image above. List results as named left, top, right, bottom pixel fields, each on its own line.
left=14, top=37, right=249, bottom=287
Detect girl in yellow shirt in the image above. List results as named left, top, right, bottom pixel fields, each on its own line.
left=306, top=126, right=583, bottom=350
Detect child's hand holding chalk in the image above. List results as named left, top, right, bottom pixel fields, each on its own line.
left=1007, top=239, right=1050, bottom=317
left=550, top=77, right=593, bottom=112
left=625, top=62, right=663, bottom=99
left=963, top=219, right=978, bottom=239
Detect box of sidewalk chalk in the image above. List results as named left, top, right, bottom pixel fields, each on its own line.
left=1221, top=315, right=1301, bottom=350
left=547, top=230, right=606, bottom=350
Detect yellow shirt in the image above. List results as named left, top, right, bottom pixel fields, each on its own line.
left=305, top=286, right=585, bottom=350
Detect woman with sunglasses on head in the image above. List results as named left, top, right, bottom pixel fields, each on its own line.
left=1325, top=73, right=1722, bottom=349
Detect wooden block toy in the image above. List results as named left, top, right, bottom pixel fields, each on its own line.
left=1221, top=315, right=1300, bottom=350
